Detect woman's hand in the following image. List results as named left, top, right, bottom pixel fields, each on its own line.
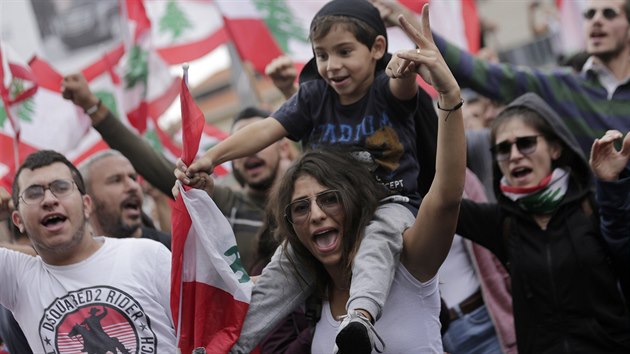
left=590, top=130, right=630, bottom=181
left=391, top=5, right=459, bottom=97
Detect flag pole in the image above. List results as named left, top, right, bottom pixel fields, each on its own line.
left=183, top=63, right=189, bottom=87
left=12, top=136, right=18, bottom=172
left=174, top=62, right=189, bottom=352
left=226, top=43, right=261, bottom=108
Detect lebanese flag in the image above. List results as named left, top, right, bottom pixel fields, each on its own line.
left=28, top=57, right=110, bottom=169
left=426, top=0, right=480, bottom=53
left=67, top=129, right=110, bottom=167
left=145, top=0, right=229, bottom=65
left=119, top=0, right=181, bottom=133
left=0, top=41, right=38, bottom=140
left=400, top=0, right=480, bottom=97
left=18, top=57, right=93, bottom=153
left=0, top=130, right=38, bottom=190
left=144, top=117, right=182, bottom=164
left=215, top=0, right=286, bottom=75
left=171, top=72, right=253, bottom=353
left=79, top=54, right=187, bottom=175
left=173, top=122, right=231, bottom=177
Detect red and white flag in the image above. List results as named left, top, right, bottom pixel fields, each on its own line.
left=426, top=0, right=480, bottom=53
left=119, top=0, right=181, bottom=133
left=171, top=71, right=253, bottom=353
left=145, top=0, right=229, bottom=65
left=173, top=122, right=231, bottom=177
left=0, top=130, right=38, bottom=191
left=0, top=41, right=38, bottom=140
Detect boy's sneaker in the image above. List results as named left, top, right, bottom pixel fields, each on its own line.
left=333, top=311, right=385, bottom=354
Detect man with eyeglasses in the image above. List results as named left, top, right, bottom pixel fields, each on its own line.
left=1, top=150, right=176, bottom=352
left=430, top=0, right=630, bottom=158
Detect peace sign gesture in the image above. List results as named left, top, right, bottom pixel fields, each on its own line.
left=387, top=5, right=459, bottom=96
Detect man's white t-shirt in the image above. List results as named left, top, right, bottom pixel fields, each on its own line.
left=312, top=264, right=443, bottom=353
left=0, top=237, right=176, bottom=353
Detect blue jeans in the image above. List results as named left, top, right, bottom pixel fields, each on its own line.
left=442, top=304, right=502, bottom=354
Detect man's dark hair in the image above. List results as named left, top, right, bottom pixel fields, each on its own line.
left=12, top=150, right=86, bottom=207
left=231, top=106, right=271, bottom=131
left=626, top=0, right=630, bottom=23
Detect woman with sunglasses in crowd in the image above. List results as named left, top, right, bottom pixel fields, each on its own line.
left=456, top=92, right=630, bottom=353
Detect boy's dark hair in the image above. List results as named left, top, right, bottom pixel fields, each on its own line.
left=300, top=0, right=389, bottom=83
left=310, top=15, right=380, bottom=55
left=310, top=0, right=387, bottom=50
left=12, top=150, right=86, bottom=207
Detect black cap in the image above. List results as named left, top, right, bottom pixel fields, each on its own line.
left=299, top=0, right=389, bottom=84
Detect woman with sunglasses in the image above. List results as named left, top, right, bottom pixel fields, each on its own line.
left=456, top=92, right=630, bottom=353
left=265, top=133, right=465, bottom=353
left=254, top=17, right=466, bottom=351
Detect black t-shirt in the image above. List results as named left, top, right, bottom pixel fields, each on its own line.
left=273, top=71, right=421, bottom=210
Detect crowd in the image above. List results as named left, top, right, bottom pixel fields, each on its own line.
left=0, top=0, right=629, bottom=353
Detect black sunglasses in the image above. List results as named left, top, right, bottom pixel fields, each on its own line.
left=491, top=135, right=541, bottom=161
left=583, top=7, right=620, bottom=20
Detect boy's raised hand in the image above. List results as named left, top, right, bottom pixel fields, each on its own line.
left=392, top=5, right=459, bottom=96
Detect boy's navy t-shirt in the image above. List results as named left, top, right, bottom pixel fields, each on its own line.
left=272, top=71, right=421, bottom=211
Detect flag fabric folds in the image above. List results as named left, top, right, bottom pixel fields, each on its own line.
left=120, top=0, right=181, bottom=133
left=171, top=75, right=253, bottom=353
left=146, top=0, right=229, bottom=65
left=0, top=41, right=39, bottom=140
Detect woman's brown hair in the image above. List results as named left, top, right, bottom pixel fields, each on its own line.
left=267, top=149, right=388, bottom=297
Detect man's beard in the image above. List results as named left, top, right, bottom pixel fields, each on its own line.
left=93, top=199, right=140, bottom=238
left=593, top=38, right=627, bottom=63
left=247, top=169, right=277, bottom=192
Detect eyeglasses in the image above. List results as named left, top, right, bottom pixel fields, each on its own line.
left=582, top=7, right=621, bottom=20
left=491, top=135, right=541, bottom=161
left=285, top=189, right=343, bottom=225
left=20, top=179, right=76, bottom=205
